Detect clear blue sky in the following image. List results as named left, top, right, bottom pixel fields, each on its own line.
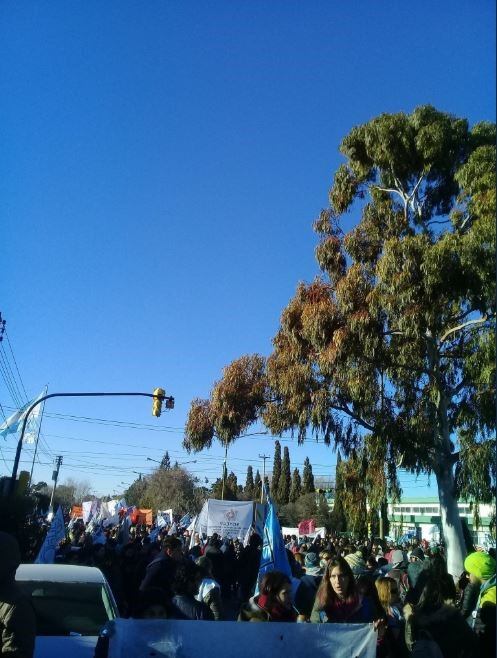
left=1, top=2, right=495, bottom=499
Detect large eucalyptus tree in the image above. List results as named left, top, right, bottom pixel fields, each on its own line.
left=185, top=107, right=495, bottom=576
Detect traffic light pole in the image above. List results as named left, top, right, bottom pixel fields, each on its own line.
left=9, top=391, right=174, bottom=495
left=48, top=455, right=63, bottom=510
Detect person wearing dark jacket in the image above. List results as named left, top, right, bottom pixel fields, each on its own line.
left=0, top=531, right=36, bottom=658
left=238, top=533, right=262, bottom=600
left=139, top=536, right=183, bottom=599
left=169, top=562, right=213, bottom=620
left=294, top=552, right=322, bottom=618
left=238, top=571, right=297, bottom=622
left=404, top=570, right=476, bottom=658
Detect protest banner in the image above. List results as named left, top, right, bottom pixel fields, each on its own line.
left=130, top=508, right=153, bottom=525
left=107, top=619, right=376, bottom=658
left=71, top=505, right=83, bottom=518
left=298, top=519, right=316, bottom=535
left=206, top=499, right=253, bottom=540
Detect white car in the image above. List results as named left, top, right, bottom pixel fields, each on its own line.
left=16, top=563, right=119, bottom=658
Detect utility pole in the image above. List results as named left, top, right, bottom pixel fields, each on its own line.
left=49, top=455, right=63, bottom=510
left=221, top=442, right=228, bottom=501
left=258, top=453, right=269, bottom=503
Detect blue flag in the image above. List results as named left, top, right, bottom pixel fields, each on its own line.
left=257, top=488, right=291, bottom=591
left=35, top=507, right=66, bottom=564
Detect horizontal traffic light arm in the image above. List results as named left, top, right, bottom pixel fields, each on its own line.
left=10, top=391, right=175, bottom=494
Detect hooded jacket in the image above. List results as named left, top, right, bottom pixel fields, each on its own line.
left=0, top=532, right=36, bottom=658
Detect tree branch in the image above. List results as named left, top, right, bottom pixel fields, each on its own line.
left=440, top=315, right=489, bottom=343
left=372, top=185, right=405, bottom=200
left=332, top=401, right=375, bottom=432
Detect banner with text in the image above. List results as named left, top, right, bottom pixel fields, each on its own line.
left=206, top=499, right=253, bottom=540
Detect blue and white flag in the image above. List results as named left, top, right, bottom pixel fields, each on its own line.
left=117, top=514, right=132, bottom=546
left=0, top=389, right=46, bottom=440
left=35, top=507, right=66, bottom=564
left=157, top=513, right=168, bottom=529
left=91, top=521, right=106, bottom=545
left=256, top=488, right=291, bottom=591
left=149, top=527, right=161, bottom=543
left=179, top=513, right=191, bottom=527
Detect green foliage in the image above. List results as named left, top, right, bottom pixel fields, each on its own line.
left=184, top=355, right=266, bottom=452
left=160, top=451, right=171, bottom=470
left=254, top=469, right=262, bottom=501
left=127, top=467, right=203, bottom=514
left=277, top=446, right=291, bottom=505
left=289, top=467, right=302, bottom=503
left=244, top=465, right=254, bottom=499
left=302, top=457, right=315, bottom=494
left=280, top=493, right=318, bottom=527
left=330, top=453, right=347, bottom=533
left=316, top=493, right=332, bottom=529
left=271, top=440, right=282, bottom=500
left=124, top=478, right=148, bottom=507
left=186, top=106, right=496, bottom=569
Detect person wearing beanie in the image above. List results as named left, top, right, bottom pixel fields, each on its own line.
left=463, top=551, right=495, bottom=658
left=344, top=551, right=366, bottom=577
left=387, top=549, right=409, bottom=601
left=303, top=551, right=322, bottom=577
left=0, top=531, right=36, bottom=658
left=408, top=546, right=428, bottom=589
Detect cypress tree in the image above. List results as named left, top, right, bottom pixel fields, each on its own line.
left=245, top=465, right=254, bottom=499
left=271, top=440, right=282, bottom=499
left=277, top=446, right=291, bottom=504
left=160, top=451, right=171, bottom=470
left=289, top=467, right=302, bottom=503
left=254, top=469, right=262, bottom=500
left=302, top=457, right=315, bottom=494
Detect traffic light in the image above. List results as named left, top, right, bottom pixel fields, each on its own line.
left=152, top=388, right=165, bottom=417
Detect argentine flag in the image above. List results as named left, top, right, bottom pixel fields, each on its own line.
left=0, top=389, right=46, bottom=440
left=257, top=487, right=291, bottom=591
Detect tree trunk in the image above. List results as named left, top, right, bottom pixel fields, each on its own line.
left=426, top=330, right=467, bottom=577
left=434, top=461, right=466, bottom=577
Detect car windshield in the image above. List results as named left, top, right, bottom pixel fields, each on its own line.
left=17, top=581, right=116, bottom=636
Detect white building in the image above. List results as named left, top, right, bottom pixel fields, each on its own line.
left=387, top=497, right=495, bottom=546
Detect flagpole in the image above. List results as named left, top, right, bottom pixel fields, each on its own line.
left=28, top=386, right=48, bottom=489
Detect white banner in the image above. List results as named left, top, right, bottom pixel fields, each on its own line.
left=82, top=501, right=93, bottom=523
left=206, top=499, right=253, bottom=540
left=108, top=619, right=377, bottom=658
left=282, top=526, right=326, bottom=538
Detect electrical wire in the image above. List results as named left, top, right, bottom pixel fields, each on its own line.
left=3, top=331, right=29, bottom=400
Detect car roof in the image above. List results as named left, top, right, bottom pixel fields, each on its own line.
left=16, top=564, right=107, bottom=584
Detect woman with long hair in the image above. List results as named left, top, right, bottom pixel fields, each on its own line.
left=257, top=571, right=297, bottom=622
left=404, top=569, right=476, bottom=657
left=310, top=556, right=381, bottom=624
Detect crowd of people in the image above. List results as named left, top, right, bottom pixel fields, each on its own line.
left=1, top=517, right=496, bottom=658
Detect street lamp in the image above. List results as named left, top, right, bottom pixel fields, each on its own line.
left=146, top=457, right=197, bottom=466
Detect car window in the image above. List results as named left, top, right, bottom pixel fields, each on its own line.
left=16, top=581, right=116, bottom=636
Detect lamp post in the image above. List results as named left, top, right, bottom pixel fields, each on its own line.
left=9, top=390, right=174, bottom=495
left=146, top=457, right=197, bottom=466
